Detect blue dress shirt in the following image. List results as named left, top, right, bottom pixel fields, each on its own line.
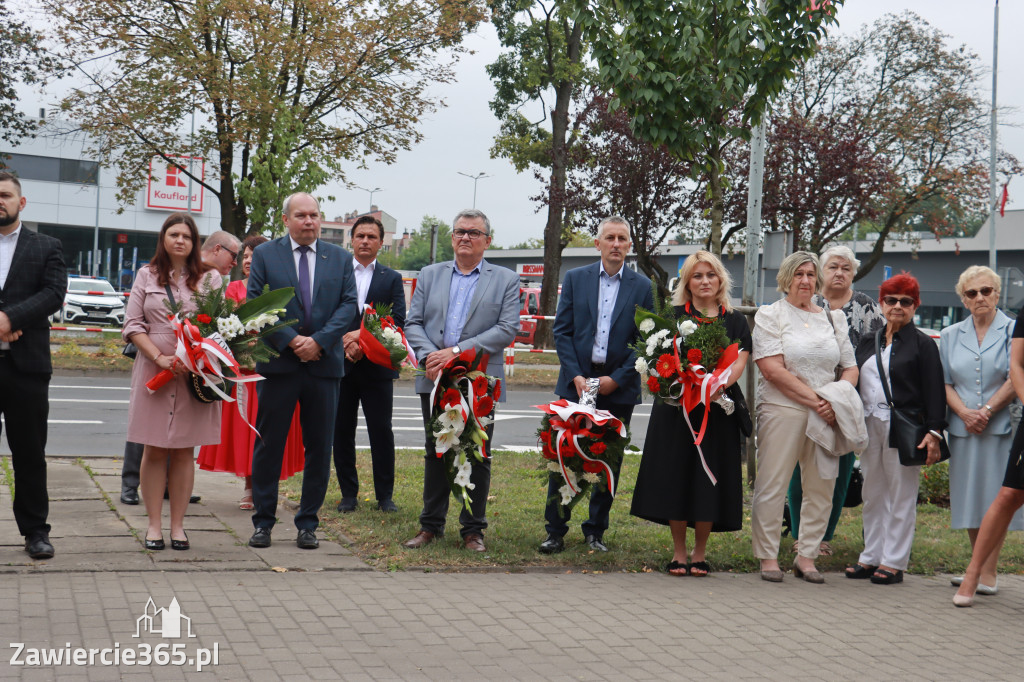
left=591, top=264, right=622, bottom=363
left=443, top=262, right=481, bottom=348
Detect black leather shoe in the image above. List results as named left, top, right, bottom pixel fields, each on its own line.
left=145, top=537, right=165, bottom=551
left=171, top=535, right=190, bottom=551
left=248, top=528, right=272, bottom=548
left=296, top=529, right=319, bottom=549
left=120, top=488, right=140, bottom=505
left=585, top=535, right=609, bottom=552
left=336, top=497, right=358, bottom=513
left=25, top=535, right=55, bottom=560
left=538, top=534, right=565, bottom=554
left=377, top=499, right=398, bottom=513
left=189, top=495, right=201, bottom=504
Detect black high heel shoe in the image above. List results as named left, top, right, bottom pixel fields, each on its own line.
left=170, top=534, right=190, bottom=551
left=145, top=537, right=165, bottom=551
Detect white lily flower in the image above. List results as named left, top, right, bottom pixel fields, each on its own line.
left=559, top=483, right=576, bottom=505
left=453, top=460, right=476, bottom=490
left=434, top=429, right=460, bottom=452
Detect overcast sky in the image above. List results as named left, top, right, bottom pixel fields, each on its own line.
left=13, top=1, right=1021, bottom=246
left=324, top=0, right=1022, bottom=246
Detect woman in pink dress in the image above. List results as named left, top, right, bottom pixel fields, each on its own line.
left=123, top=213, right=222, bottom=551
left=197, top=235, right=305, bottom=509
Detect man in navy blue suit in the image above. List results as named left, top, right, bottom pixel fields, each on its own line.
left=538, top=216, right=653, bottom=554
left=247, top=192, right=357, bottom=550
left=333, top=215, right=406, bottom=513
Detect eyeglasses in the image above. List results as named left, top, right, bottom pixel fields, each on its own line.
left=964, top=286, right=996, bottom=299
left=883, top=296, right=915, bottom=308
left=453, top=229, right=489, bottom=241
left=221, top=245, right=238, bottom=263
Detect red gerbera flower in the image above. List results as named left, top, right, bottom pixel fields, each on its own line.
left=647, top=376, right=661, bottom=392
left=197, top=314, right=212, bottom=324
left=493, top=380, right=502, bottom=401
left=589, top=441, right=607, bottom=455
left=442, top=388, right=462, bottom=407
left=473, top=396, right=494, bottom=418
left=472, top=375, right=489, bottom=395
left=687, top=348, right=703, bottom=364
left=582, top=460, right=604, bottom=473
left=656, top=353, right=678, bottom=377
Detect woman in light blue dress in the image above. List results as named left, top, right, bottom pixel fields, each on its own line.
left=940, top=265, right=1023, bottom=593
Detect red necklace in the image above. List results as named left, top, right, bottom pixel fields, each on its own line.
left=684, top=301, right=723, bottom=323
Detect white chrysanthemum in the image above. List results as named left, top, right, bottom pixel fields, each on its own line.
left=216, top=314, right=244, bottom=340
left=678, top=319, right=698, bottom=337
left=546, top=461, right=561, bottom=473
left=638, top=318, right=655, bottom=334
left=582, top=472, right=601, bottom=484
left=661, top=337, right=674, bottom=349
left=635, top=357, right=648, bottom=374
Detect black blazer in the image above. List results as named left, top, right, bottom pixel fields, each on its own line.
left=0, top=228, right=66, bottom=374
left=855, top=321, right=947, bottom=433
left=345, top=261, right=406, bottom=380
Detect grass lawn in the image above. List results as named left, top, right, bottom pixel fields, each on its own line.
left=283, top=448, right=1024, bottom=575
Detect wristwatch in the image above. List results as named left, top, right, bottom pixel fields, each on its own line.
left=452, top=344, right=462, bottom=355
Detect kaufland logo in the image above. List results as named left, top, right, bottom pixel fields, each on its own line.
left=10, top=597, right=219, bottom=671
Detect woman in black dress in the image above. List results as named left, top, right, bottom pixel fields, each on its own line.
left=631, top=251, right=751, bottom=576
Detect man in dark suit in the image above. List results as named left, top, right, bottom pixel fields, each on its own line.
left=0, top=172, right=67, bottom=559
left=334, top=215, right=406, bottom=513
left=402, top=209, right=520, bottom=552
left=538, top=216, right=653, bottom=554
left=246, top=192, right=357, bottom=550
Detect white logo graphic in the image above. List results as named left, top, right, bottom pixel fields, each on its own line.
left=134, top=597, right=196, bottom=639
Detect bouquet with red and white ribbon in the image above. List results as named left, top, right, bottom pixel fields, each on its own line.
left=146, top=282, right=296, bottom=428
left=631, top=307, right=739, bottom=484
left=535, top=384, right=629, bottom=512
left=358, top=302, right=416, bottom=371
left=426, top=348, right=500, bottom=509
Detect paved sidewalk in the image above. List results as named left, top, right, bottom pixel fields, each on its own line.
left=1, top=457, right=1022, bottom=680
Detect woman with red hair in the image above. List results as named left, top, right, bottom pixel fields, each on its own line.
left=846, top=273, right=946, bottom=584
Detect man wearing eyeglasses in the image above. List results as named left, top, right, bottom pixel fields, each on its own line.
left=201, top=231, right=242, bottom=277
left=402, top=209, right=520, bottom=552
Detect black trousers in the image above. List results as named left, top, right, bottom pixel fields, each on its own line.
left=333, top=372, right=396, bottom=502
left=121, top=440, right=144, bottom=491
left=543, top=398, right=634, bottom=540
left=0, top=356, right=51, bottom=538
left=418, top=393, right=494, bottom=538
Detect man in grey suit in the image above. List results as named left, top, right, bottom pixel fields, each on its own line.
left=403, top=209, right=520, bottom=553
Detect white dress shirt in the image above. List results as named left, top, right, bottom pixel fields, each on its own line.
left=289, top=236, right=317, bottom=286
left=353, top=258, right=376, bottom=312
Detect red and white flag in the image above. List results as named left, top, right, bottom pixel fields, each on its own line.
left=1000, top=182, right=1009, bottom=217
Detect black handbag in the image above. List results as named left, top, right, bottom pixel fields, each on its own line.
left=122, top=342, right=138, bottom=359
left=726, top=383, right=753, bottom=438
left=844, top=459, right=863, bottom=507
left=874, top=329, right=950, bottom=466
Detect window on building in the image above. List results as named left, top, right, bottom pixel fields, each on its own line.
left=0, top=153, right=98, bottom=185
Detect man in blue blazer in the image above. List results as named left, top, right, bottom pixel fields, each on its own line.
left=247, top=192, right=358, bottom=550
left=538, top=216, right=653, bottom=554
left=333, top=215, right=406, bottom=513
left=402, top=209, right=520, bottom=553
left=0, top=172, right=66, bottom=560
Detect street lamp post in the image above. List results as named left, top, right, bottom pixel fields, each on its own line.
left=456, top=172, right=490, bottom=208
left=353, top=185, right=384, bottom=212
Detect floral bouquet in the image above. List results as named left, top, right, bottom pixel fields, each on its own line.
left=358, top=302, right=416, bottom=371
left=147, top=281, right=296, bottom=409
left=631, top=307, right=740, bottom=484
left=426, top=348, right=501, bottom=509
left=535, top=381, right=629, bottom=512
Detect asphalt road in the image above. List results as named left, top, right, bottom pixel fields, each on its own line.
left=1, top=374, right=652, bottom=458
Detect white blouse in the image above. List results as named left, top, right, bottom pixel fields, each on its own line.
left=752, top=298, right=857, bottom=410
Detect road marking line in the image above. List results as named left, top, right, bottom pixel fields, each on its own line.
left=51, top=385, right=130, bottom=390
left=51, top=398, right=130, bottom=404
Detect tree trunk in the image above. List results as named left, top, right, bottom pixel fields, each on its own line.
left=708, top=144, right=724, bottom=256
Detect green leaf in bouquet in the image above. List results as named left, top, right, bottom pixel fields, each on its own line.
left=235, top=285, right=296, bottom=322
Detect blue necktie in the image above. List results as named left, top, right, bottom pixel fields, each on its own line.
left=298, top=245, right=312, bottom=330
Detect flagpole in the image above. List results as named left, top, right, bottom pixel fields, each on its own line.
left=989, top=0, right=999, bottom=271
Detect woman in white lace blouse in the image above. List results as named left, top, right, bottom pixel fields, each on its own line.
left=751, top=252, right=859, bottom=583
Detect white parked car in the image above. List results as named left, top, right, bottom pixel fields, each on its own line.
left=53, top=276, right=126, bottom=326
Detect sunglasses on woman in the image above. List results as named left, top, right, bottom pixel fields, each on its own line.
left=963, top=286, right=995, bottom=299
left=882, top=296, right=915, bottom=307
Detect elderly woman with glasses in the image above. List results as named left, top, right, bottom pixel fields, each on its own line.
left=941, top=266, right=1022, bottom=595
left=751, top=252, right=859, bottom=583
left=846, top=273, right=946, bottom=585
left=788, top=246, right=885, bottom=557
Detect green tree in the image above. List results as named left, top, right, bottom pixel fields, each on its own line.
left=577, top=0, right=843, bottom=254
left=397, top=216, right=454, bottom=271
left=43, top=0, right=484, bottom=237
left=487, top=0, right=591, bottom=347
left=0, top=0, right=55, bottom=146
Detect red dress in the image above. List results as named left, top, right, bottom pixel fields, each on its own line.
left=197, top=279, right=305, bottom=480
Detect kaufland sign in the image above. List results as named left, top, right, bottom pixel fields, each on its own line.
left=146, top=155, right=204, bottom=213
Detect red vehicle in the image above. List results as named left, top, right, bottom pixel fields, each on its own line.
left=515, top=286, right=560, bottom=346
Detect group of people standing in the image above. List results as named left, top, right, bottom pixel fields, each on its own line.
left=3, top=167, right=1023, bottom=609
